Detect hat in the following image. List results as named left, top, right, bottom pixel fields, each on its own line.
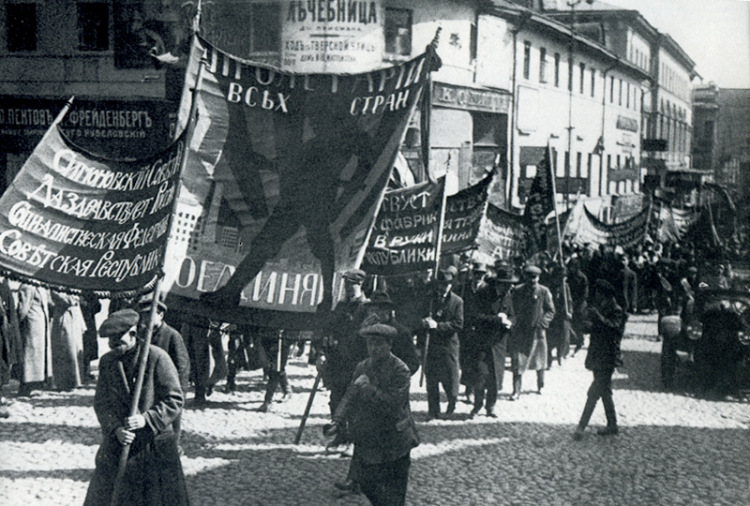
left=368, top=291, right=393, bottom=307
left=492, top=262, right=518, bottom=283
left=99, top=309, right=140, bottom=338
left=342, top=269, right=366, bottom=284
left=437, top=266, right=458, bottom=282
left=472, top=262, right=487, bottom=273
left=687, top=266, right=698, bottom=274
left=595, top=279, right=616, bottom=295
left=359, top=323, right=398, bottom=343
left=136, top=291, right=167, bottom=313
left=523, top=265, right=542, bottom=277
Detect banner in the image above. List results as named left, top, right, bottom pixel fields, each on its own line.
left=474, top=204, right=528, bottom=264
left=162, top=36, right=437, bottom=315
left=441, top=174, right=492, bottom=255
left=361, top=179, right=444, bottom=276
left=563, top=199, right=650, bottom=248
left=0, top=124, right=185, bottom=295
left=523, top=146, right=555, bottom=253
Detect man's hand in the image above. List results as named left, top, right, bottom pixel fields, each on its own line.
left=423, top=317, right=438, bottom=330
left=123, top=414, right=146, bottom=431
left=114, top=426, right=135, bottom=446
left=353, top=374, right=370, bottom=387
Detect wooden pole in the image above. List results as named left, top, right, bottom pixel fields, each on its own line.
left=294, top=371, right=322, bottom=444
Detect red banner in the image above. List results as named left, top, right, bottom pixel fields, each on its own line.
left=441, top=174, right=492, bottom=255
left=161, top=36, right=437, bottom=316
left=523, top=146, right=555, bottom=253
left=0, top=123, right=185, bottom=295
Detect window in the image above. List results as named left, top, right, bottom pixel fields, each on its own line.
left=539, top=47, right=547, bottom=83
left=77, top=3, right=109, bottom=51
left=609, top=76, right=614, bottom=103
left=626, top=82, right=630, bottom=108
left=385, top=8, right=412, bottom=56
left=568, top=57, right=573, bottom=91
left=618, top=79, right=623, bottom=106
left=554, top=53, right=560, bottom=87
left=6, top=3, right=37, bottom=52
left=576, top=152, right=582, bottom=177
left=590, top=68, right=596, bottom=97
left=579, top=63, right=585, bottom=94
left=584, top=153, right=591, bottom=178
left=523, top=41, right=531, bottom=80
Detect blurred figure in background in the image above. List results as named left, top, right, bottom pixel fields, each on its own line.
left=49, top=291, right=86, bottom=391
left=16, top=283, right=52, bottom=397
left=0, top=276, right=21, bottom=417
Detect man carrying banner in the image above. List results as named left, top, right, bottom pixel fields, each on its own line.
left=84, top=309, right=189, bottom=506
left=508, top=265, right=555, bottom=400
left=417, top=266, right=464, bottom=420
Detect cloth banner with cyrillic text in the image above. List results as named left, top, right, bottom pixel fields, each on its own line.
left=523, top=146, right=555, bottom=253
left=0, top=125, right=185, bottom=295
left=441, top=174, right=492, bottom=255
left=161, top=36, right=438, bottom=316
left=362, top=178, right=444, bottom=276
left=474, top=204, right=528, bottom=264
left=563, top=199, right=651, bottom=248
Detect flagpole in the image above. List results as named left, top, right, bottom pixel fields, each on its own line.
left=545, top=144, right=571, bottom=318
left=111, top=9, right=205, bottom=503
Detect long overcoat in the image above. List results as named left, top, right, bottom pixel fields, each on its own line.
left=467, top=284, right=512, bottom=390
left=151, top=322, right=191, bottom=390
left=50, top=291, right=85, bottom=390
left=418, top=290, right=464, bottom=394
left=17, top=284, right=52, bottom=384
left=508, top=282, right=555, bottom=373
left=84, top=344, right=188, bottom=506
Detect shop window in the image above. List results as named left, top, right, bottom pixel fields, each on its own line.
left=6, top=3, right=37, bottom=52
left=385, top=8, right=411, bottom=56
left=539, top=47, right=547, bottom=83
left=77, top=2, right=109, bottom=51
left=522, top=41, right=531, bottom=79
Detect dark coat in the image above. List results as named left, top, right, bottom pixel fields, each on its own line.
left=335, top=352, right=419, bottom=464
left=466, top=284, right=512, bottom=390
left=417, top=290, right=464, bottom=385
left=508, top=282, right=555, bottom=373
left=151, top=322, right=191, bottom=389
left=584, top=297, right=627, bottom=371
left=84, top=344, right=188, bottom=506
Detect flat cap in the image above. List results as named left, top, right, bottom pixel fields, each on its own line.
left=437, top=266, right=458, bottom=282
left=343, top=269, right=366, bottom=283
left=359, top=323, right=398, bottom=342
left=595, top=279, right=616, bottom=295
left=524, top=265, right=542, bottom=276
left=99, top=309, right=140, bottom=338
left=473, top=262, right=487, bottom=273
left=136, top=291, right=167, bottom=312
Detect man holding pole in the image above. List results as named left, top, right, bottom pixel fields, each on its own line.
left=84, top=308, right=189, bottom=506
left=417, top=266, right=464, bottom=420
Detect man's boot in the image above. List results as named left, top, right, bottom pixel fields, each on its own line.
left=573, top=395, right=598, bottom=440
left=598, top=395, right=618, bottom=436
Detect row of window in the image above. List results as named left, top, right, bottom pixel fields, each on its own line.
left=629, top=45, right=650, bottom=72
left=522, top=41, right=642, bottom=111
left=526, top=149, right=637, bottom=180
left=660, top=62, right=689, bottom=100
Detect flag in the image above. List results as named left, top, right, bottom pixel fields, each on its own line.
left=0, top=110, right=187, bottom=296
left=441, top=174, right=493, bottom=255
left=362, top=178, right=445, bottom=276
left=161, top=35, right=440, bottom=316
left=523, top=146, right=555, bottom=253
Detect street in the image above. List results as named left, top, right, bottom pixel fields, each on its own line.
left=2, top=313, right=749, bottom=506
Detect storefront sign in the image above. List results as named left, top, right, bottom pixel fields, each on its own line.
left=432, top=83, right=510, bottom=114
left=616, top=115, right=639, bottom=132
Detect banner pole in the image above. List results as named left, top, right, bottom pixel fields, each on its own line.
left=545, top=144, right=570, bottom=317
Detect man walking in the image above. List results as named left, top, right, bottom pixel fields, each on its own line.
left=326, top=324, right=420, bottom=506
left=508, top=265, right=555, bottom=400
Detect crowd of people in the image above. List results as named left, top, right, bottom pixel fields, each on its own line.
left=0, top=236, right=746, bottom=505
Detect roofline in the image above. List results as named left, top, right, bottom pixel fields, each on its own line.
left=481, top=3, right=651, bottom=81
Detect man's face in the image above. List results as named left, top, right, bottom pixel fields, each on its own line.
left=109, top=326, right=138, bottom=355
left=436, top=278, right=452, bottom=294
left=472, top=271, right=485, bottom=287
left=344, top=280, right=362, bottom=299
left=366, top=337, right=390, bottom=361
left=527, top=274, right=540, bottom=286
left=138, top=309, right=163, bottom=331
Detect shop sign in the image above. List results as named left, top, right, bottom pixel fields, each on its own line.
left=616, top=115, right=639, bottom=132
left=433, top=83, right=510, bottom=114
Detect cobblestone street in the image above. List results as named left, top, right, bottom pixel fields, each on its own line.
left=2, top=313, right=749, bottom=505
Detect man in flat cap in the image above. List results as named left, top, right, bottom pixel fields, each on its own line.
left=507, top=265, right=555, bottom=400
left=573, top=279, right=627, bottom=440
left=326, top=324, right=420, bottom=506
left=84, top=309, right=189, bottom=506
left=417, top=266, right=464, bottom=419
left=319, top=268, right=370, bottom=451
left=459, top=262, right=489, bottom=406
left=136, top=292, right=190, bottom=448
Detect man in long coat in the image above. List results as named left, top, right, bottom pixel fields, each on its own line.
left=16, top=283, right=52, bottom=396
left=508, top=265, right=555, bottom=400
left=0, top=276, right=21, bottom=417
left=84, top=309, right=189, bottom=506
left=470, top=263, right=516, bottom=416
left=417, top=266, right=464, bottom=419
